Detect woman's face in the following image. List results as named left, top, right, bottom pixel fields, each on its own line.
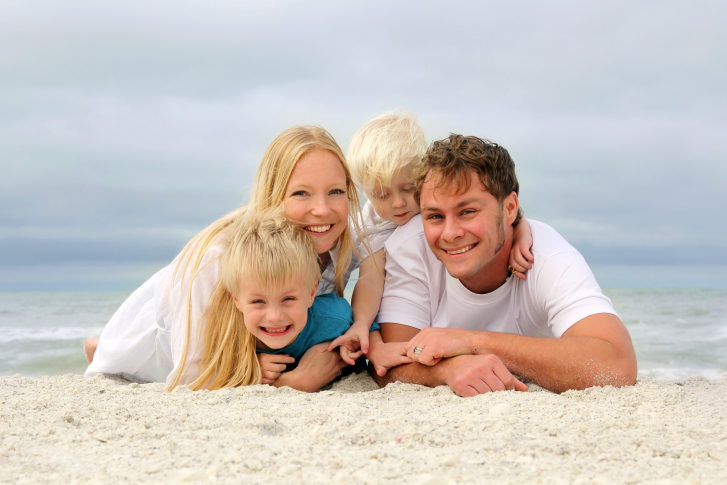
left=283, top=149, right=349, bottom=255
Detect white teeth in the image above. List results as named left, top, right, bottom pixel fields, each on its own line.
left=306, top=225, right=332, bottom=233
left=446, top=245, right=474, bottom=255
left=263, top=326, right=289, bottom=334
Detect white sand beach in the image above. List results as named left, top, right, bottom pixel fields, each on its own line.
left=2, top=372, right=726, bottom=484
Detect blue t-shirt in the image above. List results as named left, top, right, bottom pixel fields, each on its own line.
left=258, top=293, right=379, bottom=371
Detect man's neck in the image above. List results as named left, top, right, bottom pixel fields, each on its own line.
left=459, top=239, right=513, bottom=295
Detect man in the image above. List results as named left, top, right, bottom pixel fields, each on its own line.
left=374, top=134, right=637, bottom=396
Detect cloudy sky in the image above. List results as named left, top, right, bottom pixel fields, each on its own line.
left=1, top=0, right=725, bottom=291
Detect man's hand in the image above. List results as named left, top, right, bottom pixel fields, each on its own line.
left=404, top=327, right=476, bottom=365
left=275, top=342, right=349, bottom=392
left=440, top=354, right=528, bottom=397
left=257, top=353, right=295, bottom=385
left=327, top=321, right=370, bottom=365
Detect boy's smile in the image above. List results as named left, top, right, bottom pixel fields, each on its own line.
left=232, top=276, right=317, bottom=350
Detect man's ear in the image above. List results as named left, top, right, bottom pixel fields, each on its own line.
left=309, top=281, right=318, bottom=307
left=503, top=192, right=519, bottom=226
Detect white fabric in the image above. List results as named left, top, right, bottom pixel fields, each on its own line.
left=378, top=216, right=617, bottom=338
left=355, top=200, right=398, bottom=259
left=86, top=241, right=346, bottom=386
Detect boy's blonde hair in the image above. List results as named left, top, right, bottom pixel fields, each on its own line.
left=169, top=125, right=367, bottom=390
left=347, top=111, right=427, bottom=191
left=187, top=208, right=320, bottom=391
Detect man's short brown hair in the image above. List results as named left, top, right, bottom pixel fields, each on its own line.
left=414, top=134, right=522, bottom=226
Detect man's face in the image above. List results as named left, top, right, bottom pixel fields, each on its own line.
left=419, top=170, right=517, bottom=293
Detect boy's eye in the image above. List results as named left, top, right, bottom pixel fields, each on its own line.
left=283, top=296, right=296, bottom=302
left=251, top=299, right=265, bottom=304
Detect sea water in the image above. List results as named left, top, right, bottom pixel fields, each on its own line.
left=0, top=289, right=725, bottom=380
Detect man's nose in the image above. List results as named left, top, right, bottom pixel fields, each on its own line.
left=441, top=218, right=463, bottom=242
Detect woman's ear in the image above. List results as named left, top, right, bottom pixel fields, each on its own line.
left=309, top=281, right=318, bottom=307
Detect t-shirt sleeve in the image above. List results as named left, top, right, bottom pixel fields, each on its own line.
left=376, top=237, right=433, bottom=330
left=535, top=250, right=618, bottom=338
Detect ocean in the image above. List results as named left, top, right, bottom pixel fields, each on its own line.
left=1, top=288, right=725, bottom=380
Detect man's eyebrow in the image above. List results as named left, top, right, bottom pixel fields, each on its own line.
left=421, top=198, right=484, bottom=212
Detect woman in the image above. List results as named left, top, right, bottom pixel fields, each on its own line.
left=85, top=126, right=370, bottom=390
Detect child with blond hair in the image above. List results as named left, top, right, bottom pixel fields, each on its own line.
left=330, top=112, right=534, bottom=365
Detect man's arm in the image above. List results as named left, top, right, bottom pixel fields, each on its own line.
left=372, top=323, right=528, bottom=396
left=397, top=313, right=637, bottom=394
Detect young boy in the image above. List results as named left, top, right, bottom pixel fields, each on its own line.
left=330, top=112, right=534, bottom=367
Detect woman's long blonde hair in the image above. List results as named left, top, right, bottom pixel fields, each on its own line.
left=168, top=126, right=366, bottom=390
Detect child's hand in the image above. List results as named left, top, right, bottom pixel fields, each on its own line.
left=327, top=321, right=371, bottom=366
left=257, top=353, right=295, bottom=385
left=509, top=239, right=533, bottom=281
left=366, top=340, right=413, bottom=376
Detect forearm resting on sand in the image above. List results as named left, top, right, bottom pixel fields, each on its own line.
left=378, top=314, right=637, bottom=394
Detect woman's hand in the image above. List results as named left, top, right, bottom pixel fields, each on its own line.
left=257, top=353, right=295, bottom=385
left=274, top=342, right=348, bottom=392
left=327, top=321, right=371, bottom=365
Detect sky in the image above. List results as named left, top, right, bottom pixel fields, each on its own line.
left=1, top=0, right=726, bottom=291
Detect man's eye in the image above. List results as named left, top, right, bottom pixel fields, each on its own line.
left=461, top=209, right=476, bottom=216
left=426, top=214, right=443, bottom=220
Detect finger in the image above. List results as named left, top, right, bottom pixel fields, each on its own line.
left=339, top=348, right=357, bottom=366
left=524, top=247, right=534, bottom=264
left=359, top=333, right=370, bottom=354
left=513, top=251, right=532, bottom=271
left=455, top=385, right=480, bottom=398
left=260, top=378, right=274, bottom=385
left=491, top=359, right=517, bottom=391
left=327, top=336, right=345, bottom=352
left=469, top=377, right=493, bottom=395
left=375, top=363, right=387, bottom=376
left=514, top=378, right=528, bottom=392
left=514, top=271, right=527, bottom=280
left=265, top=354, right=295, bottom=364
left=263, top=370, right=281, bottom=380
left=398, top=355, right=414, bottom=365
left=348, top=349, right=364, bottom=360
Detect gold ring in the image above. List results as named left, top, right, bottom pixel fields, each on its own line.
left=508, top=265, right=518, bottom=274
left=413, top=347, right=423, bottom=355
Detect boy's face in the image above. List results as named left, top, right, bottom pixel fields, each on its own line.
left=368, top=164, right=420, bottom=226
left=232, top=275, right=317, bottom=350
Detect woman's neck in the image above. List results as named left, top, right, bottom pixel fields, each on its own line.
left=318, top=251, right=331, bottom=272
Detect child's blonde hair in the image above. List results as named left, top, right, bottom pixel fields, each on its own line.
left=169, top=126, right=366, bottom=390
left=347, top=111, right=427, bottom=192
left=186, top=208, right=320, bottom=391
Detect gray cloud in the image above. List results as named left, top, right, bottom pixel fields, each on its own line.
left=1, top=0, right=725, bottom=289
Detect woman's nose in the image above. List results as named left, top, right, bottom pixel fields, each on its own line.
left=310, top=196, right=332, bottom=217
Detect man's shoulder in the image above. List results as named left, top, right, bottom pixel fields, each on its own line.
left=385, top=214, right=426, bottom=251
left=529, top=220, right=580, bottom=260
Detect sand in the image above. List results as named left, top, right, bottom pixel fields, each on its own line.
left=2, top=373, right=726, bottom=484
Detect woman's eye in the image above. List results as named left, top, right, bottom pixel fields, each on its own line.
left=291, top=190, right=308, bottom=197
left=330, top=188, right=346, bottom=195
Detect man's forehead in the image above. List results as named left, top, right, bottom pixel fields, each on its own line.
left=421, top=170, right=490, bottom=204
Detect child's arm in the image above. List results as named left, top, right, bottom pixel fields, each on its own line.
left=273, top=342, right=348, bottom=392
left=365, top=330, right=413, bottom=376
left=257, top=353, right=295, bottom=385
left=327, top=249, right=386, bottom=364
left=509, top=217, right=534, bottom=280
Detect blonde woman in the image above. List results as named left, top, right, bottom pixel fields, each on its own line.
left=85, top=126, right=407, bottom=390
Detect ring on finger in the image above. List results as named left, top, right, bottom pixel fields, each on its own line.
left=413, top=347, right=423, bottom=355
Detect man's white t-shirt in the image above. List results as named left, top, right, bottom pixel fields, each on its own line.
left=377, top=216, right=616, bottom=337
